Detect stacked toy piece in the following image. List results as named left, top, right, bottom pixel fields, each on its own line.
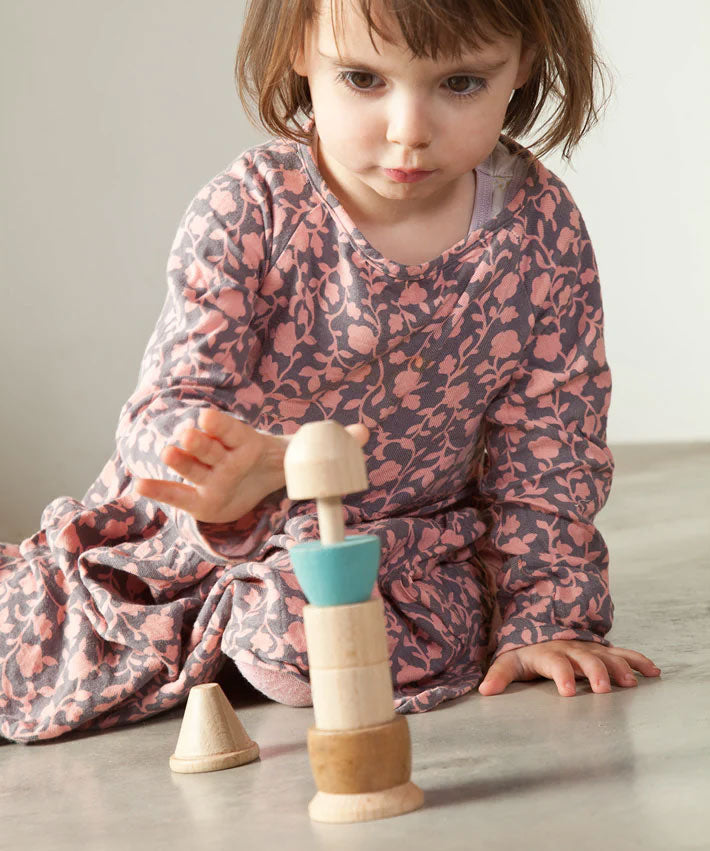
left=169, top=682, right=259, bottom=773
left=285, top=420, right=424, bottom=823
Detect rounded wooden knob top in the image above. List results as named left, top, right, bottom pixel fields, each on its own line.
left=284, top=420, right=368, bottom=500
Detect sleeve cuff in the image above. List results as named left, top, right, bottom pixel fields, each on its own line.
left=176, top=487, right=294, bottom=564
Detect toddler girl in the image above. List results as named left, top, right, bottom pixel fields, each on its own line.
left=0, top=0, right=660, bottom=743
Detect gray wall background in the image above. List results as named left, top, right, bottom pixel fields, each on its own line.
left=1, top=1, right=708, bottom=543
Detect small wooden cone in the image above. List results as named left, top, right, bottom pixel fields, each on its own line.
left=169, top=683, right=259, bottom=774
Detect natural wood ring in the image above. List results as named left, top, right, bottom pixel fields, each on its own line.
left=307, top=715, right=411, bottom=794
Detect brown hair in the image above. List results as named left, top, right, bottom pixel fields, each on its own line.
left=235, top=0, right=610, bottom=160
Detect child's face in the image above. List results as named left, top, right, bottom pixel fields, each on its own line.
left=293, top=0, right=534, bottom=220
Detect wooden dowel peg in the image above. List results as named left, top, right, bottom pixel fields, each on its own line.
left=316, top=495, right=345, bottom=545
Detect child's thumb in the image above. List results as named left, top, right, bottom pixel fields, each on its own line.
left=345, top=423, right=370, bottom=447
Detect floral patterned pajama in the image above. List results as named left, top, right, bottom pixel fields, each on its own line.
left=0, top=132, right=614, bottom=742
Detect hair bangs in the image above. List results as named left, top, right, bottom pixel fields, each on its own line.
left=327, top=0, right=522, bottom=60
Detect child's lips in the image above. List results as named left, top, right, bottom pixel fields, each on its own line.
left=383, top=168, right=436, bottom=183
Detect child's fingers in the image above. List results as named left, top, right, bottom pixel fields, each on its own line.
left=567, top=650, right=614, bottom=693
left=535, top=653, right=577, bottom=697
left=607, top=646, right=661, bottom=677
left=133, top=478, right=199, bottom=513
left=478, top=653, right=519, bottom=696
left=478, top=671, right=512, bottom=696
left=197, top=408, right=252, bottom=450
left=179, top=428, right=227, bottom=467
left=345, top=423, right=370, bottom=448
left=161, top=445, right=211, bottom=485
left=198, top=408, right=371, bottom=452
left=598, top=653, right=638, bottom=688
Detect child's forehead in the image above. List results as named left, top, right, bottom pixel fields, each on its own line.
left=310, top=0, right=516, bottom=67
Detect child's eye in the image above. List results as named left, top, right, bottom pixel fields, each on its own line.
left=336, top=70, right=487, bottom=99
left=445, top=75, right=487, bottom=98
left=337, top=70, right=379, bottom=92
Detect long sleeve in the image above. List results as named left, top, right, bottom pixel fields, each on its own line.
left=113, top=158, right=281, bottom=562
left=479, top=210, right=615, bottom=658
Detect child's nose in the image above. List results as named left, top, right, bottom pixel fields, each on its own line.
left=385, top=93, right=432, bottom=150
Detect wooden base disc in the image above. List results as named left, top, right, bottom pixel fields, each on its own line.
left=169, top=740, right=259, bottom=774
left=308, top=781, right=424, bottom=823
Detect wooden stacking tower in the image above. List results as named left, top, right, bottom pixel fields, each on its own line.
left=284, top=420, right=424, bottom=823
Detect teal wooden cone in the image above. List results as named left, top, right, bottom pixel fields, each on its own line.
left=289, top=535, right=381, bottom=606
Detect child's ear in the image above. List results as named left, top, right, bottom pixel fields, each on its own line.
left=514, top=43, right=537, bottom=89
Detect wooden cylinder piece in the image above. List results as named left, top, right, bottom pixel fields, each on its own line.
left=303, top=598, right=389, bottom=669
left=308, top=716, right=411, bottom=794
left=310, top=661, right=395, bottom=730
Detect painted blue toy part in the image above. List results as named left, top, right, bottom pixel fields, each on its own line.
left=289, top=535, right=381, bottom=607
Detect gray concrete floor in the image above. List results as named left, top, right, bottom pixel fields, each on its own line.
left=2, top=443, right=708, bottom=850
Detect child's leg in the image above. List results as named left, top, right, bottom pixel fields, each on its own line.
left=375, top=520, right=496, bottom=714
left=0, top=461, right=321, bottom=743
left=218, top=540, right=313, bottom=708
left=0, top=492, right=228, bottom=742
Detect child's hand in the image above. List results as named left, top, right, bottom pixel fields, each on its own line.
left=133, top=409, right=369, bottom=525
left=478, top=639, right=661, bottom=697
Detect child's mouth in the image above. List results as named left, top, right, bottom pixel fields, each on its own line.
left=383, top=168, right=436, bottom=183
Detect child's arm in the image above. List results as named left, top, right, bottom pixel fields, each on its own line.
left=113, top=157, right=286, bottom=561
left=117, top=156, right=368, bottom=559
left=475, top=203, right=659, bottom=695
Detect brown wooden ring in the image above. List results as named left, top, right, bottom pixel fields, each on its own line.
left=307, top=715, right=412, bottom=794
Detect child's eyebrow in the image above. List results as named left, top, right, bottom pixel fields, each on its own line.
left=317, top=49, right=509, bottom=76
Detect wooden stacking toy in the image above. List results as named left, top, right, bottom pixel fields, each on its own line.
left=169, top=682, right=259, bottom=774
left=284, top=420, right=424, bottom=823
